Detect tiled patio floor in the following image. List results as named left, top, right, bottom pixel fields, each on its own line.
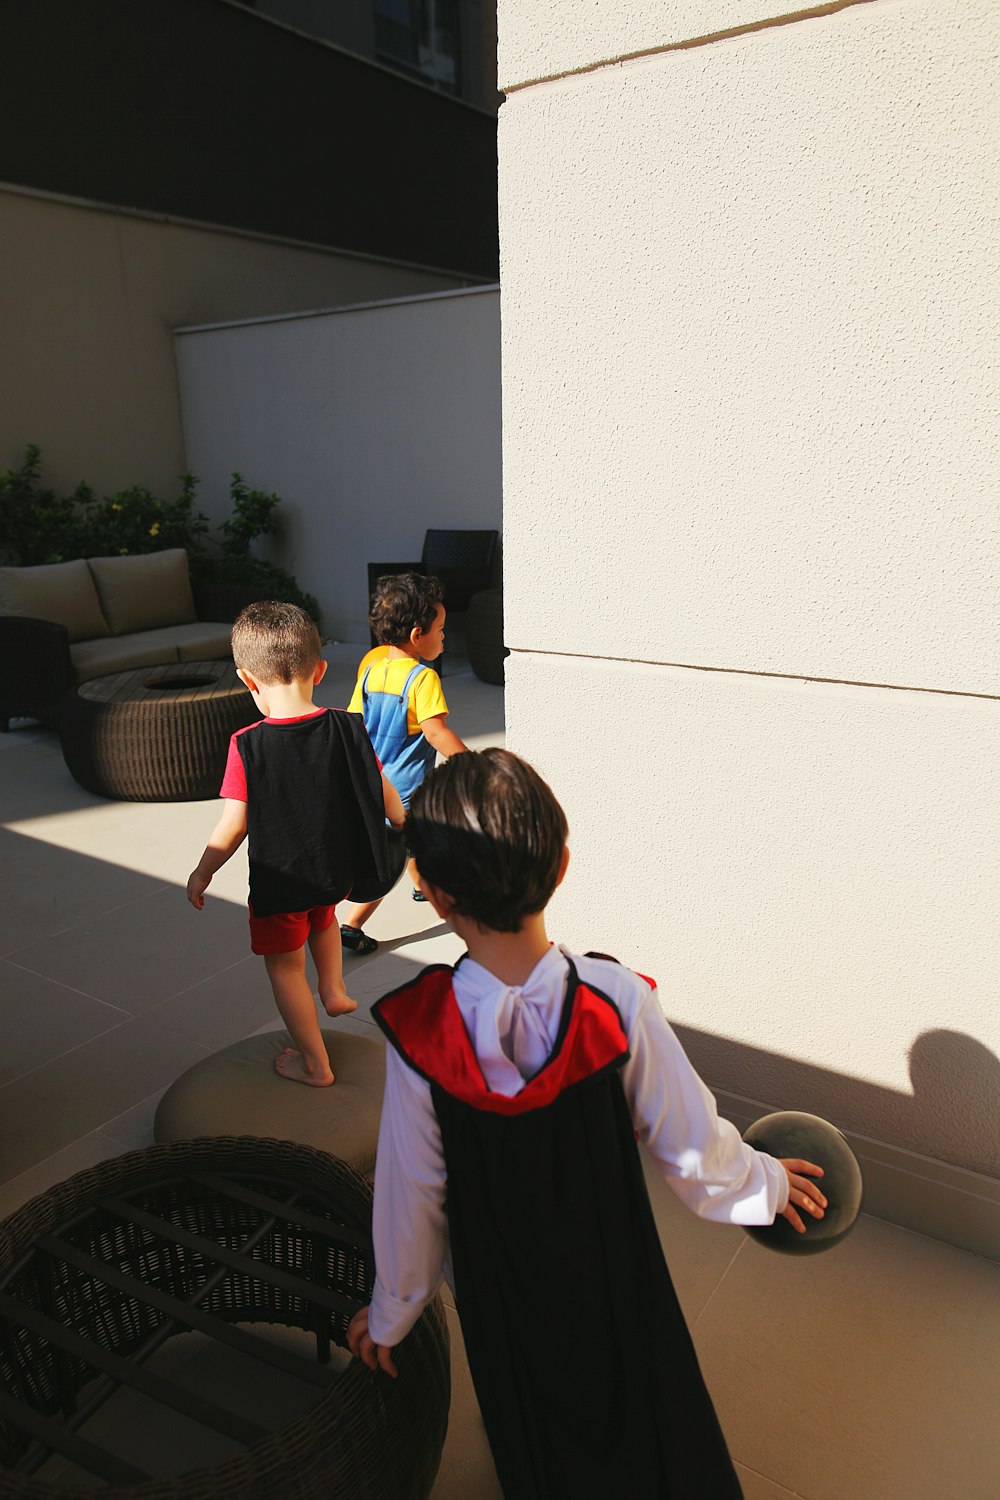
left=0, top=644, right=997, bottom=1498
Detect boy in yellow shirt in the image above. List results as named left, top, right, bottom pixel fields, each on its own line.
left=340, top=572, right=467, bottom=953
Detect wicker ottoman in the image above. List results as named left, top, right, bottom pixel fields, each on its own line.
left=59, top=661, right=262, bottom=801
left=0, top=1137, right=449, bottom=1500
left=154, top=1031, right=385, bottom=1179
left=466, top=589, right=508, bottom=685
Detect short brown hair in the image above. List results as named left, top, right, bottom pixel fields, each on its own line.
left=231, top=600, right=322, bottom=684
left=369, top=572, right=444, bottom=646
left=407, top=749, right=569, bottom=932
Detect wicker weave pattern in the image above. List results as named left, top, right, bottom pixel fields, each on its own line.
left=0, top=1137, right=450, bottom=1500
left=59, top=663, right=262, bottom=801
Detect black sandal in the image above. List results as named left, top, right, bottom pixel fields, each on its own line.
left=340, top=924, right=378, bottom=955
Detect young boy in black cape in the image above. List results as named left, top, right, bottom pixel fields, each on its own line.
left=348, top=748, right=826, bottom=1499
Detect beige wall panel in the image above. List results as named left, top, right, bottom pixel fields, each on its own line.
left=506, top=652, right=1000, bottom=1177
left=499, top=0, right=999, bottom=694
left=0, top=189, right=468, bottom=498
left=499, top=0, right=809, bottom=88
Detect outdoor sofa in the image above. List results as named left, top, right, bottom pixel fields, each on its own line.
left=0, top=548, right=265, bottom=730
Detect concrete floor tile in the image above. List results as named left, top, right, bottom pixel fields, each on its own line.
left=641, top=1146, right=744, bottom=1323
left=99, top=1089, right=167, bottom=1151
left=6, top=884, right=251, bottom=1010
left=693, top=1215, right=1000, bottom=1500
left=431, top=1302, right=503, bottom=1500
left=0, top=1019, right=209, bottom=1182
left=144, top=955, right=278, bottom=1048
left=735, top=1467, right=804, bottom=1500
left=0, top=1131, right=125, bottom=1223
left=0, top=824, right=167, bottom=955
left=0, top=960, right=130, bottom=1086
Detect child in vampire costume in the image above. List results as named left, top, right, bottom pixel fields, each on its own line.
left=348, top=749, right=827, bottom=1500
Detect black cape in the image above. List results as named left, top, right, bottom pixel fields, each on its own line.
left=236, top=707, right=393, bottom=916
left=374, top=958, right=744, bottom=1500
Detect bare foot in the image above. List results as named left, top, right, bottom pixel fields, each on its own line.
left=274, top=1046, right=334, bottom=1087
left=320, top=990, right=358, bottom=1018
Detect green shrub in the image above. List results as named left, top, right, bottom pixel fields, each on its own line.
left=0, top=449, right=318, bottom=621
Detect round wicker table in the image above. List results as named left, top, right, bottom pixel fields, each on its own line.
left=59, top=661, right=262, bottom=801
left=0, top=1138, right=450, bottom=1500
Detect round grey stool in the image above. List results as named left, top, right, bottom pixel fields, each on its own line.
left=154, top=1030, right=385, bottom=1178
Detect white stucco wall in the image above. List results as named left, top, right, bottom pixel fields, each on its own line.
left=499, top=0, right=999, bottom=1183
left=0, top=186, right=472, bottom=497
left=175, top=286, right=501, bottom=640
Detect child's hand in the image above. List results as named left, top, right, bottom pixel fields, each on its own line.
left=186, top=870, right=210, bottom=910
left=347, top=1306, right=399, bottom=1378
left=778, top=1159, right=827, bottom=1234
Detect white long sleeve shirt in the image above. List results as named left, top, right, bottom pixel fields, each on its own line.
left=368, top=945, right=788, bottom=1347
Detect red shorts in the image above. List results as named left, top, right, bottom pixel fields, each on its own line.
left=248, top=902, right=339, bottom=956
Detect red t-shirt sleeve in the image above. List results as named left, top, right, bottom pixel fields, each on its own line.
left=219, top=734, right=248, bottom=801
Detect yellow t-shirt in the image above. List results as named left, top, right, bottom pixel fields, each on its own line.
left=348, top=647, right=448, bottom=737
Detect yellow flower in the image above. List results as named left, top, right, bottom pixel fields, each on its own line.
left=119, top=547, right=128, bottom=555
left=149, top=522, right=160, bottom=536
left=111, top=502, right=122, bottom=511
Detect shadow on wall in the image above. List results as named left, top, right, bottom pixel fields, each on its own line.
left=676, top=1021, right=1000, bottom=1181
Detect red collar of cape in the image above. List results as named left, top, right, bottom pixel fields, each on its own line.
left=372, top=954, right=635, bottom=1116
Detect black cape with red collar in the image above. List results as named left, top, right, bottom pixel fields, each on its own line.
left=374, top=956, right=743, bottom=1500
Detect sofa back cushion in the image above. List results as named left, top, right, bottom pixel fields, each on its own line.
left=0, top=558, right=110, bottom=642
left=88, top=548, right=196, bottom=635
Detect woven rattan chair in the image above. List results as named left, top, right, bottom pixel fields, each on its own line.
left=0, top=1137, right=450, bottom=1500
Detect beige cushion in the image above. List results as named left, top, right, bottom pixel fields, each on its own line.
left=172, top=622, right=235, bottom=661
left=153, top=1030, right=385, bottom=1177
left=88, top=548, right=196, bottom=635
left=70, top=631, right=180, bottom=682
left=0, top=559, right=109, bottom=642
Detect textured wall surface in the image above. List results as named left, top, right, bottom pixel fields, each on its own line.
left=497, top=0, right=849, bottom=87
left=506, top=653, right=1000, bottom=1176
left=0, top=189, right=466, bottom=497
left=501, top=0, right=998, bottom=695
left=499, top=0, right=999, bottom=1180
left=177, top=287, right=501, bottom=640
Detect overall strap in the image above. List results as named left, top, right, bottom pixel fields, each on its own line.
left=400, top=661, right=426, bottom=704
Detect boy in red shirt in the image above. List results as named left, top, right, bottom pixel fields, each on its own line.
left=187, top=601, right=404, bottom=1086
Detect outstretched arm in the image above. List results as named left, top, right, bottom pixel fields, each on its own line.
left=187, top=799, right=247, bottom=908
left=352, top=1047, right=449, bottom=1376
left=420, top=713, right=467, bottom=759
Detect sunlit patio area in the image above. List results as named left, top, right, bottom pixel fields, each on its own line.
left=0, top=645, right=997, bottom=1499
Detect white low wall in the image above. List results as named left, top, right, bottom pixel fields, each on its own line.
left=175, top=285, right=502, bottom=641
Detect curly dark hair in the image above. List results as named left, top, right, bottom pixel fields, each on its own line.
left=406, top=749, right=569, bottom=932
left=231, top=600, right=322, bottom=684
left=368, top=572, right=444, bottom=646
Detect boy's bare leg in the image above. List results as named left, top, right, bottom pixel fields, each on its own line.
left=309, top=920, right=358, bottom=1018
left=339, top=897, right=381, bottom=932
left=265, top=947, right=335, bottom=1087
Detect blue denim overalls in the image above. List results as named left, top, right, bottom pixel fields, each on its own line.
left=362, top=661, right=437, bottom=807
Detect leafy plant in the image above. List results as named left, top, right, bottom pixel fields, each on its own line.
left=196, top=473, right=319, bottom=621
left=79, top=472, right=209, bottom=561
left=0, top=445, right=94, bottom=564
left=0, top=448, right=319, bottom=622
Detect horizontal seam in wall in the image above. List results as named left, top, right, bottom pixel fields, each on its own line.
left=505, top=648, right=1000, bottom=704
left=501, top=0, right=879, bottom=93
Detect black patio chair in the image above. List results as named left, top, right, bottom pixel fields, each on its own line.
left=366, top=528, right=500, bottom=654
